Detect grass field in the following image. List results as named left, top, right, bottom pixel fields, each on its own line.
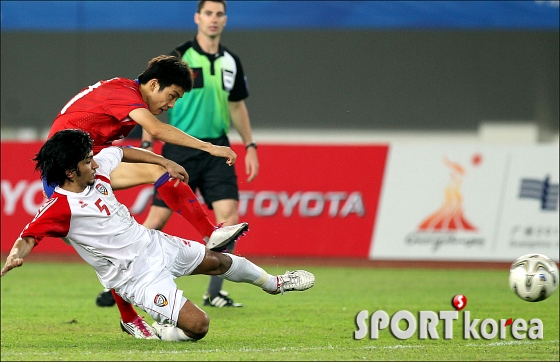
left=1, top=260, right=558, bottom=361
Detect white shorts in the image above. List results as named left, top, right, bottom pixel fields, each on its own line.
left=115, top=229, right=206, bottom=325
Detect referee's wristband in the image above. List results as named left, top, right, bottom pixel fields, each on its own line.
left=245, top=142, right=257, bottom=150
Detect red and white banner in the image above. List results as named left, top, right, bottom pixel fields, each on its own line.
left=1, top=141, right=389, bottom=258
left=3, top=141, right=556, bottom=261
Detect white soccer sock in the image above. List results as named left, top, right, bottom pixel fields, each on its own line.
left=161, top=325, right=193, bottom=342
left=220, top=253, right=278, bottom=291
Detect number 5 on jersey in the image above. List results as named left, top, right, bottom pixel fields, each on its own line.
left=95, top=199, right=111, bottom=215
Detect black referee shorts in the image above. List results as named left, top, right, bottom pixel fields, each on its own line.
left=152, top=135, right=239, bottom=210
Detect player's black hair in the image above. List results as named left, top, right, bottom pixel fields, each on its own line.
left=197, top=0, right=226, bottom=13
left=137, top=55, right=194, bottom=92
left=34, top=129, right=93, bottom=187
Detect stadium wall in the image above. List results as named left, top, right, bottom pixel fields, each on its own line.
left=1, top=30, right=559, bottom=140
left=2, top=140, right=557, bottom=262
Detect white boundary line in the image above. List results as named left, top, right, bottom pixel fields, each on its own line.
left=467, top=339, right=560, bottom=347
left=4, top=339, right=558, bottom=357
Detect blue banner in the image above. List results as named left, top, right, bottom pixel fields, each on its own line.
left=1, top=1, right=558, bottom=31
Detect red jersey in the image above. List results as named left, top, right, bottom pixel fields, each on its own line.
left=48, top=78, right=148, bottom=152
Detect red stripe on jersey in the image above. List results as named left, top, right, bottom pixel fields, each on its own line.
left=96, top=175, right=110, bottom=184
left=20, top=194, right=71, bottom=243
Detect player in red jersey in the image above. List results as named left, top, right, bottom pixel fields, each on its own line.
left=44, top=55, right=249, bottom=338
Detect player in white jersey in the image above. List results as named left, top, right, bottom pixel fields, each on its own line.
left=1, top=129, right=315, bottom=341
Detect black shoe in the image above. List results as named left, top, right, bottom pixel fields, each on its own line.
left=96, top=289, right=116, bottom=307
left=203, top=290, right=243, bottom=308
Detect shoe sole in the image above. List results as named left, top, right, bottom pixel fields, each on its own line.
left=268, top=270, right=315, bottom=295
left=209, top=222, right=249, bottom=251
left=289, top=270, right=315, bottom=291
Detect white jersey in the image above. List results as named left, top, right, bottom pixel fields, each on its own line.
left=20, top=147, right=153, bottom=288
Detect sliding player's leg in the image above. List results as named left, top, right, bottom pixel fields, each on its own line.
left=152, top=255, right=315, bottom=341
left=149, top=236, right=315, bottom=342
left=190, top=249, right=315, bottom=295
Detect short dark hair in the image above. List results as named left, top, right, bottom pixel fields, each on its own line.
left=137, top=55, right=194, bottom=92
left=34, top=129, right=93, bottom=187
left=197, top=0, right=226, bottom=13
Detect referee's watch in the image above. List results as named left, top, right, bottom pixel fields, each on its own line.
left=245, top=142, right=257, bottom=150
left=141, top=140, right=153, bottom=149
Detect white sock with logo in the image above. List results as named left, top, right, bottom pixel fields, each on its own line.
left=220, top=253, right=278, bottom=292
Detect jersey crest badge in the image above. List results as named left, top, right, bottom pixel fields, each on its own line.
left=95, top=184, right=108, bottom=195
left=154, top=294, right=168, bottom=307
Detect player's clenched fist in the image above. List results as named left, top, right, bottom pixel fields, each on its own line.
left=210, top=145, right=237, bottom=166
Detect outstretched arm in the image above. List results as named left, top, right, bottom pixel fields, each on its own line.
left=120, top=147, right=189, bottom=183
left=129, top=108, right=237, bottom=165
left=1, top=237, right=37, bottom=276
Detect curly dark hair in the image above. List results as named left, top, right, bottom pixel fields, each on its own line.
left=137, top=55, right=194, bottom=92
left=34, top=129, right=93, bottom=187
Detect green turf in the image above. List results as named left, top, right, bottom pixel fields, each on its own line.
left=1, top=261, right=558, bottom=361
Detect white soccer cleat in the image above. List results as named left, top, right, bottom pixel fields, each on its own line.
left=268, top=270, right=315, bottom=295
left=205, top=222, right=249, bottom=251
left=120, top=316, right=159, bottom=339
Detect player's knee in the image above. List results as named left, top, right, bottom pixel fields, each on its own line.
left=177, top=300, right=210, bottom=340
left=185, top=313, right=210, bottom=340
left=210, top=250, right=232, bottom=274
left=143, top=217, right=166, bottom=231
